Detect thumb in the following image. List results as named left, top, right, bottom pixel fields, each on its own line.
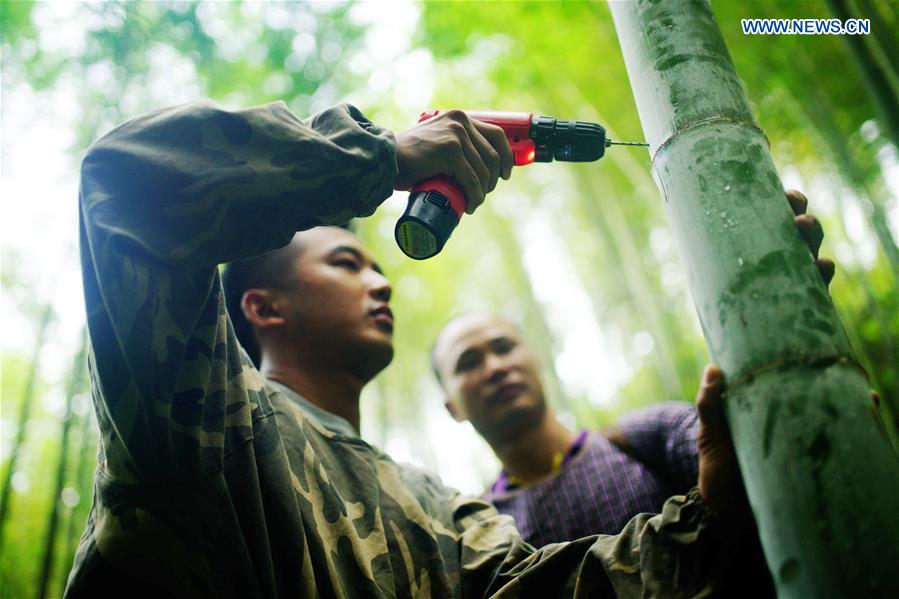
left=696, top=364, right=742, bottom=515
left=696, top=365, right=727, bottom=438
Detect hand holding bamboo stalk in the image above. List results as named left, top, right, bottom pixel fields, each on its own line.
left=687, top=189, right=881, bottom=598
left=696, top=188, right=836, bottom=516
left=694, top=363, right=879, bottom=517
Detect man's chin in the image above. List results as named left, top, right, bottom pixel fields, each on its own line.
left=476, top=404, right=545, bottom=443
left=351, top=337, right=394, bottom=381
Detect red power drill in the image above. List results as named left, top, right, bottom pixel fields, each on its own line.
left=395, top=110, right=646, bottom=259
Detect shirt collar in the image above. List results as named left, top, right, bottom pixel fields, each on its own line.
left=492, top=430, right=590, bottom=494
left=266, top=379, right=360, bottom=438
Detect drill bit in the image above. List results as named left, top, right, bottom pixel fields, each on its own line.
left=605, top=139, right=649, bottom=147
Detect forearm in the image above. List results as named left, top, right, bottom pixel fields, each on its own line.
left=591, top=488, right=717, bottom=598
left=456, top=490, right=723, bottom=598
left=80, top=100, right=397, bottom=267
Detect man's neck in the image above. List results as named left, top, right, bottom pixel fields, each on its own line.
left=262, top=357, right=364, bottom=432
left=489, top=414, right=578, bottom=485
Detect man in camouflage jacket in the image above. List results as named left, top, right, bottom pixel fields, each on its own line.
left=66, top=100, right=748, bottom=598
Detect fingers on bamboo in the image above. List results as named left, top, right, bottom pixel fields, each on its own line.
left=795, top=214, right=824, bottom=258
left=817, top=258, right=836, bottom=288
left=786, top=189, right=808, bottom=215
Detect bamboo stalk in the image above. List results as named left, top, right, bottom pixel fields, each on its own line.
left=488, top=206, right=576, bottom=418
left=610, top=1, right=899, bottom=596
left=832, top=271, right=899, bottom=454
left=565, top=174, right=673, bottom=403
left=0, top=303, right=54, bottom=552
left=826, top=0, right=899, bottom=149
left=36, top=332, right=88, bottom=599
left=58, top=403, right=95, bottom=593
left=559, top=79, right=711, bottom=386
left=374, top=376, right=390, bottom=451
left=571, top=167, right=686, bottom=396
left=776, top=48, right=899, bottom=277
left=771, top=84, right=899, bottom=410
left=854, top=0, right=899, bottom=85
left=542, top=83, right=695, bottom=398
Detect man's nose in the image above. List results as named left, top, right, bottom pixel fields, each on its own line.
left=484, top=352, right=510, bottom=382
left=367, top=271, right=391, bottom=303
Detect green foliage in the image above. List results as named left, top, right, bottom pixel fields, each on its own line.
left=0, top=0, right=37, bottom=42
left=0, top=350, right=65, bottom=598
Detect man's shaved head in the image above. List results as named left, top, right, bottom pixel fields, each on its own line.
left=223, top=238, right=307, bottom=367
left=431, top=312, right=521, bottom=385
left=222, top=223, right=357, bottom=368
left=432, top=312, right=547, bottom=443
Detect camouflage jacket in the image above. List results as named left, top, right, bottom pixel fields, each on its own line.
left=67, top=100, right=726, bottom=598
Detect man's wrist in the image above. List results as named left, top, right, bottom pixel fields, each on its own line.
left=687, top=486, right=717, bottom=528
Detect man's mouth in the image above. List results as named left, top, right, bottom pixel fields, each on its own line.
left=487, top=383, right=526, bottom=405
left=369, top=306, right=394, bottom=331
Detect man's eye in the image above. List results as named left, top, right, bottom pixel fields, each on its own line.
left=494, top=339, right=516, bottom=354
left=456, top=356, right=479, bottom=372
left=335, top=259, right=360, bottom=271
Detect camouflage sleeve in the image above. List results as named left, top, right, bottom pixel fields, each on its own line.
left=612, top=402, right=700, bottom=491
left=453, top=488, right=723, bottom=598
left=80, top=100, right=397, bottom=266
left=78, top=101, right=396, bottom=484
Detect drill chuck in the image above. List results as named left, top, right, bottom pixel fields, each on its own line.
left=530, top=116, right=608, bottom=162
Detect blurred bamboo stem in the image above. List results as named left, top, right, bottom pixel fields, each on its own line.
left=780, top=53, right=899, bottom=276
left=489, top=208, right=574, bottom=417
left=514, top=88, right=686, bottom=401
left=550, top=83, right=702, bottom=394
left=374, top=376, right=390, bottom=451
left=571, top=167, right=685, bottom=396
left=611, top=1, right=899, bottom=596
left=832, top=274, right=899, bottom=454
left=855, top=0, right=899, bottom=84
left=775, top=86, right=899, bottom=448
left=0, top=303, right=54, bottom=552
left=826, top=0, right=899, bottom=150
left=779, top=86, right=899, bottom=417
left=37, top=331, right=88, bottom=599
left=58, top=399, right=95, bottom=593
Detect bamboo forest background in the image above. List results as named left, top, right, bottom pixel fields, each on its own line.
left=2, top=1, right=897, bottom=596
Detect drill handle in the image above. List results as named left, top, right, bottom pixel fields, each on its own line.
left=396, top=109, right=536, bottom=260
left=395, top=177, right=466, bottom=260
left=418, top=109, right=537, bottom=166
left=409, top=176, right=466, bottom=218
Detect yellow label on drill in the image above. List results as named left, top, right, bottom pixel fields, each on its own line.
left=398, top=221, right=437, bottom=259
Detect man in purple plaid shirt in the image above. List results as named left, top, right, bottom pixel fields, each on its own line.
left=430, top=190, right=832, bottom=549
left=431, top=311, right=701, bottom=547
left=424, top=193, right=833, bottom=599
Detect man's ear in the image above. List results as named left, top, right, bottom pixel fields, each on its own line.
left=444, top=399, right=466, bottom=423
left=241, top=289, right=286, bottom=330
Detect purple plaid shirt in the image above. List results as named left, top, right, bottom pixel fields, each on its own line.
left=482, top=402, right=700, bottom=547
